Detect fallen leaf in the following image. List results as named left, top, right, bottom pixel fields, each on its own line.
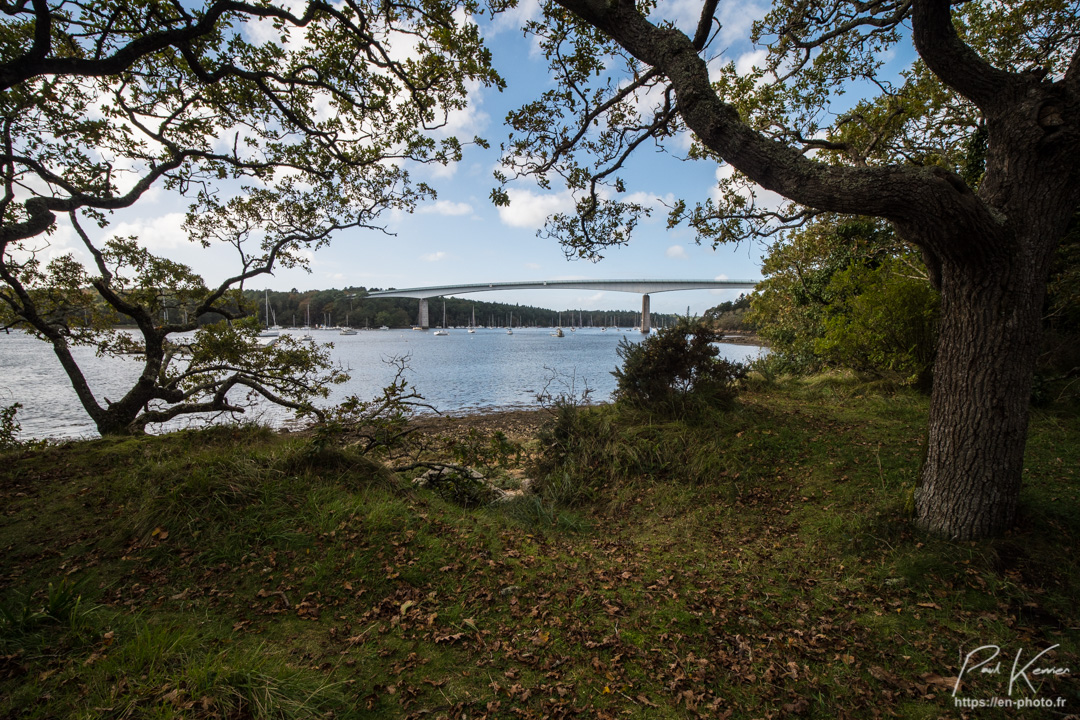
left=919, top=672, right=958, bottom=690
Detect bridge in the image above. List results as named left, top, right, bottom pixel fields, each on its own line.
left=366, top=279, right=758, bottom=331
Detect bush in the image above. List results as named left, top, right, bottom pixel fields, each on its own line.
left=416, top=465, right=501, bottom=508
left=814, top=258, right=939, bottom=390
left=612, top=318, right=746, bottom=419
left=0, top=403, right=20, bottom=452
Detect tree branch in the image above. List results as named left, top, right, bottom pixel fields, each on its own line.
left=692, top=0, right=719, bottom=51
left=909, top=0, right=1022, bottom=109
left=551, top=0, right=996, bottom=238
left=0, top=0, right=324, bottom=91
left=1065, top=42, right=1080, bottom=90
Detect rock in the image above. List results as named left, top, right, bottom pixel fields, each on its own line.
left=414, top=465, right=502, bottom=508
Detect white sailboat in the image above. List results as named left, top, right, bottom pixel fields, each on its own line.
left=258, top=290, right=279, bottom=337
left=468, top=304, right=476, bottom=333
left=340, top=313, right=357, bottom=335
left=434, top=300, right=449, bottom=335
left=506, top=311, right=513, bottom=335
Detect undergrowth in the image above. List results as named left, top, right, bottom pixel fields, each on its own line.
left=1, top=379, right=1077, bottom=719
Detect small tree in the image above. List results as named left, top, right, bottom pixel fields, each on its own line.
left=613, top=318, right=745, bottom=419
left=0, top=0, right=500, bottom=435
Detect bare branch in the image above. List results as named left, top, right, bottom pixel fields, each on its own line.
left=781, top=0, right=912, bottom=50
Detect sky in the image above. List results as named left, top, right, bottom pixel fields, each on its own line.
left=45, top=0, right=911, bottom=317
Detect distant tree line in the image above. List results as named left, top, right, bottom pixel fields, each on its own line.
left=8, top=284, right=686, bottom=331
left=703, top=294, right=753, bottom=332
left=233, top=288, right=677, bottom=329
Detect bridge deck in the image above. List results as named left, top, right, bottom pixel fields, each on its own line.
left=366, top=279, right=757, bottom=299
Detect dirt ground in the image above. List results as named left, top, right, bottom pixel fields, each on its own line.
left=406, top=407, right=551, bottom=444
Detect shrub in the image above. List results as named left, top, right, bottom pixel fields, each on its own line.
left=0, top=402, right=21, bottom=452
left=612, top=317, right=746, bottom=419
left=416, top=465, right=501, bottom=508
left=814, top=258, right=939, bottom=390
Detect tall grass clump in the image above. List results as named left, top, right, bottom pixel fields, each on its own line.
left=0, top=578, right=96, bottom=644
left=529, top=321, right=750, bottom=506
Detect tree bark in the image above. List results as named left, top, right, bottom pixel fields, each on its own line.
left=915, top=250, right=1047, bottom=538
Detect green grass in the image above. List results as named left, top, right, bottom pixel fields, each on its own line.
left=1, top=379, right=1077, bottom=718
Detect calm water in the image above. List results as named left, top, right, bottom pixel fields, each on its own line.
left=0, top=327, right=766, bottom=440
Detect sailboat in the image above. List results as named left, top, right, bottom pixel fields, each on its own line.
left=467, top=304, right=476, bottom=333
left=506, top=311, right=513, bottom=335
left=258, top=290, right=279, bottom=337
left=340, top=313, right=357, bottom=335
left=434, top=300, right=449, bottom=335
left=551, top=312, right=563, bottom=337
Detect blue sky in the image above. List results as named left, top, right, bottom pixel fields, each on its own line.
left=47, top=0, right=911, bottom=316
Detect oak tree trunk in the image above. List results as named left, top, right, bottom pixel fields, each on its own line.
left=915, top=250, right=1049, bottom=538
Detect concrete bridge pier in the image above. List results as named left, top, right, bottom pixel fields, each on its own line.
left=418, top=298, right=429, bottom=329
left=641, top=294, right=651, bottom=333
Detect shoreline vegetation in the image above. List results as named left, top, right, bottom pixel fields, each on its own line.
left=1, top=373, right=1076, bottom=718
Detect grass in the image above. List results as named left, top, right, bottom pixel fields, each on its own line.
left=1, top=377, right=1077, bottom=718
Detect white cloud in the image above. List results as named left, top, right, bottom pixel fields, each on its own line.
left=7, top=223, right=84, bottom=268
left=486, top=0, right=544, bottom=40
left=428, top=161, right=460, bottom=180
left=652, top=0, right=709, bottom=35
left=106, top=213, right=189, bottom=251
left=524, top=262, right=542, bottom=270
left=421, top=251, right=449, bottom=262
left=497, top=188, right=575, bottom=229
left=652, top=0, right=770, bottom=51
left=716, top=0, right=770, bottom=49
left=666, top=245, right=689, bottom=259
left=244, top=4, right=312, bottom=50
left=437, top=79, right=491, bottom=138
left=622, top=191, right=677, bottom=216
left=735, top=49, right=769, bottom=76
left=419, top=200, right=474, bottom=216
left=711, top=164, right=786, bottom=212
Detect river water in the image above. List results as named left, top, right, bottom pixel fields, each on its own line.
left=0, top=327, right=766, bottom=440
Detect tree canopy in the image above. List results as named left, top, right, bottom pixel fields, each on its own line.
left=0, top=0, right=502, bottom=435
